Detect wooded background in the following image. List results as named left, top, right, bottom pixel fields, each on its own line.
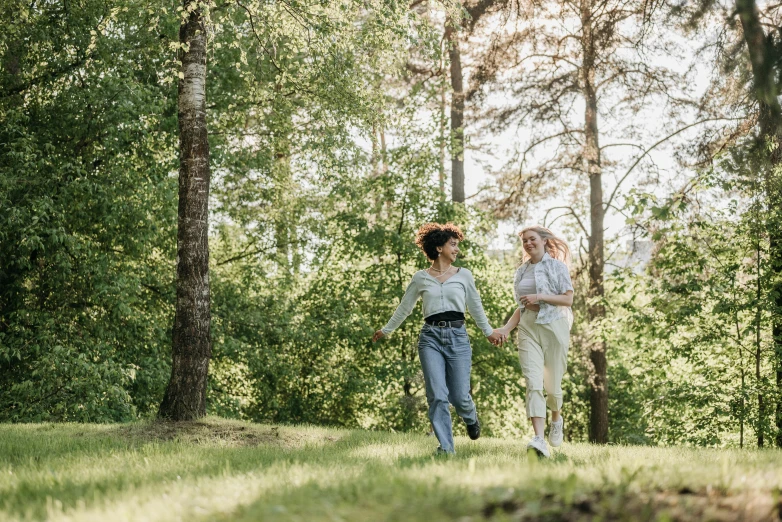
left=2, top=0, right=781, bottom=449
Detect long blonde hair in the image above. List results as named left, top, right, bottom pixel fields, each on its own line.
left=519, top=225, right=571, bottom=265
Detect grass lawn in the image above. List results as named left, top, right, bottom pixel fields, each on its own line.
left=1, top=418, right=781, bottom=521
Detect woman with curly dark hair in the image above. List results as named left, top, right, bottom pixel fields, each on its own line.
left=372, top=223, right=505, bottom=454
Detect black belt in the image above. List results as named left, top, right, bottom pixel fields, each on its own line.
left=424, top=320, right=465, bottom=328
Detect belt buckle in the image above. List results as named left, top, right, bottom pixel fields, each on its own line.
left=437, top=321, right=447, bottom=327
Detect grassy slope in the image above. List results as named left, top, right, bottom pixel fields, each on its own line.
left=0, top=418, right=781, bottom=521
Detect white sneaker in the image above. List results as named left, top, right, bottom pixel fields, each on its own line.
left=549, top=418, right=564, bottom=447
left=527, top=435, right=550, bottom=458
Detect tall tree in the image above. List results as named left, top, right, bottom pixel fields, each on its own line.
left=415, top=0, right=497, bottom=202
left=574, top=0, right=609, bottom=442
left=445, top=16, right=466, bottom=203
left=734, top=0, right=782, bottom=447
left=159, top=0, right=415, bottom=419
left=472, top=0, right=695, bottom=442
left=672, top=0, right=782, bottom=447
left=159, top=2, right=212, bottom=420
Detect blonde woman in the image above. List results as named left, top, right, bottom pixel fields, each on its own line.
left=497, top=226, right=574, bottom=457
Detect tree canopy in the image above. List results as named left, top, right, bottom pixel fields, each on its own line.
left=1, top=0, right=781, bottom=447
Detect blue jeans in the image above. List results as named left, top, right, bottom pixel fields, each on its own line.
left=418, top=324, right=478, bottom=453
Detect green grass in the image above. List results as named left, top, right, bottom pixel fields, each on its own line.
left=1, top=418, right=781, bottom=521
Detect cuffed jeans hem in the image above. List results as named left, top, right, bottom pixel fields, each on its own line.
left=526, top=390, right=547, bottom=418
left=525, top=392, right=563, bottom=418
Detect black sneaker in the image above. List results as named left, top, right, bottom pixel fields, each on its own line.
left=466, top=418, right=481, bottom=440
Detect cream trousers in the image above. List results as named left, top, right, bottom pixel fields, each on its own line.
left=517, top=309, right=570, bottom=418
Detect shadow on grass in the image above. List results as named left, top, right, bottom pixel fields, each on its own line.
left=0, top=421, right=441, bottom=519
left=4, top=422, right=780, bottom=522
left=214, top=465, right=781, bottom=522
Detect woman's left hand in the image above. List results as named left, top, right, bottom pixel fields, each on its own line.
left=520, top=294, right=540, bottom=306
left=488, top=329, right=506, bottom=346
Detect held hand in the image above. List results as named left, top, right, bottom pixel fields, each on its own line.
left=488, top=329, right=507, bottom=346
left=372, top=330, right=386, bottom=342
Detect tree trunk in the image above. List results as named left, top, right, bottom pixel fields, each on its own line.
left=736, top=0, right=782, bottom=447
left=740, top=365, right=745, bottom=448
left=380, top=126, right=388, bottom=175
left=754, top=239, right=765, bottom=446
left=159, top=5, right=212, bottom=421
left=273, top=81, right=295, bottom=273
left=777, top=274, right=782, bottom=448
left=445, top=17, right=465, bottom=203
left=581, top=0, right=608, bottom=444
left=439, top=57, right=447, bottom=198
left=735, top=309, right=746, bottom=448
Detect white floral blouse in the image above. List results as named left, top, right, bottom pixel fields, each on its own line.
left=513, top=252, right=574, bottom=326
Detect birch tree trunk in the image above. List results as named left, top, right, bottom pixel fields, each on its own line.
left=159, top=4, right=212, bottom=421
left=736, top=0, right=782, bottom=447
left=581, top=0, right=608, bottom=444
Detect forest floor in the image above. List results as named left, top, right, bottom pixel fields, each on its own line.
left=1, top=417, right=781, bottom=521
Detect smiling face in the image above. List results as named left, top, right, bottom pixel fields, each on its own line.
left=521, top=230, right=546, bottom=261
left=437, top=238, right=460, bottom=263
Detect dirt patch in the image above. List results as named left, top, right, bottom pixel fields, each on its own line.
left=114, top=420, right=333, bottom=449
left=483, top=488, right=780, bottom=521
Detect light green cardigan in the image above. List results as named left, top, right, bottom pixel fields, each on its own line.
left=381, top=268, right=494, bottom=337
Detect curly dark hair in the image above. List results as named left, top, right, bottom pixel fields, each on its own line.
left=415, top=223, right=465, bottom=261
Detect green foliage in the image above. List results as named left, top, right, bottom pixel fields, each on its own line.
left=4, top=0, right=780, bottom=451
left=207, top=87, right=524, bottom=435
left=198, top=6, right=525, bottom=436
left=606, top=151, right=779, bottom=446
left=0, top=0, right=180, bottom=421
left=0, top=0, right=439, bottom=427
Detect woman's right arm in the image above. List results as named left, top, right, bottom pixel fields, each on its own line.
left=499, top=267, right=523, bottom=338
left=372, top=276, right=420, bottom=341
left=498, top=307, right=521, bottom=337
